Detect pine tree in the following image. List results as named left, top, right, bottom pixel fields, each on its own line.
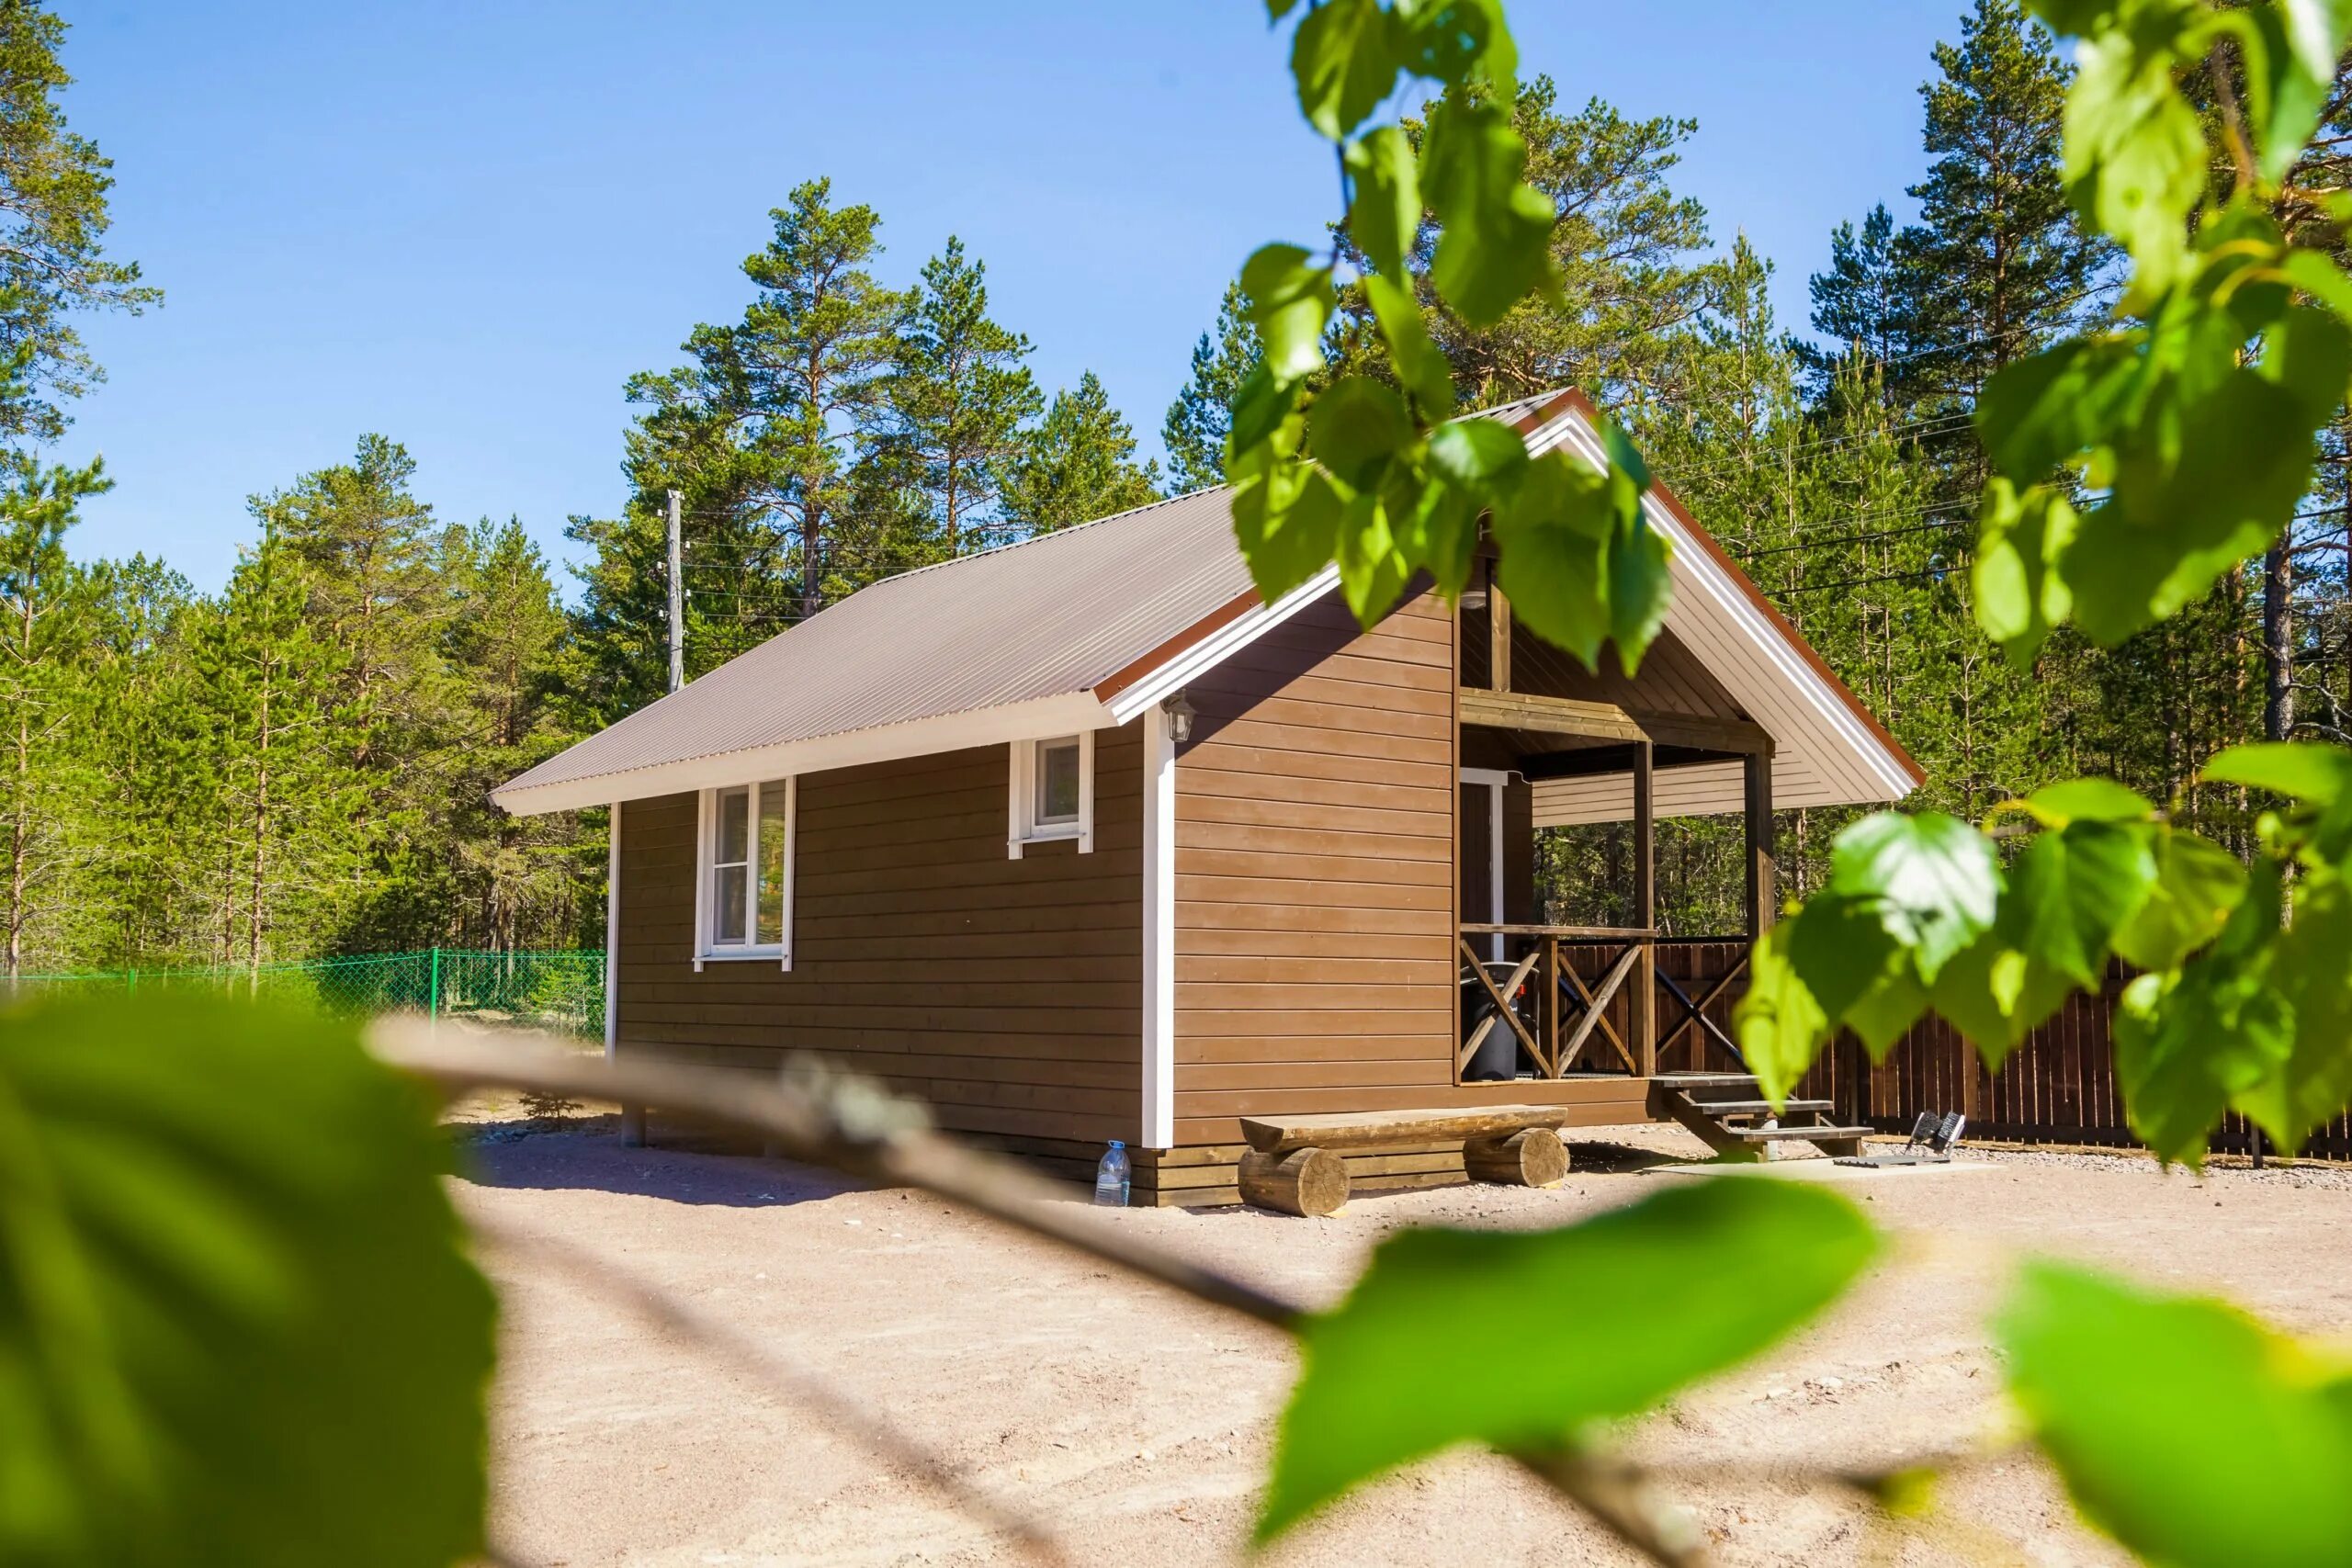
left=178, top=535, right=365, bottom=970
left=0, top=443, right=107, bottom=977
left=439, top=517, right=589, bottom=951
left=0, top=2, right=159, bottom=443
left=879, top=237, right=1042, bottom=550
left=1904, top=0, right=2107, bottom=415
left=1160, top=282, right=1258, bottom=492
left=997, top=371, right=1161, bottom=535
left=1799, top=206, right=1929, bottom=411
left=79, top=552, right=190, bottom=965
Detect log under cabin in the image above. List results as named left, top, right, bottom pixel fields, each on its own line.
left=493, top=389, right=1922, bottom=1204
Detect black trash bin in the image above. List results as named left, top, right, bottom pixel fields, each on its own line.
left=1460, top=960, right=1536, bottom=1081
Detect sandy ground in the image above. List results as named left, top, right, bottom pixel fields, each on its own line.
left=454, top=1112, right=2352, bottom=1568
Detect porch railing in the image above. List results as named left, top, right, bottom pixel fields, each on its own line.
left=1457, top=925, right=1752, bottom=1082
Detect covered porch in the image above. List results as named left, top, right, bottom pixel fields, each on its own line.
left=1453, top=568, right=1780, bottom=1089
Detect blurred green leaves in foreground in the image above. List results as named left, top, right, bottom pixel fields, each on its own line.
left=0, top=996, right=493, bottom=1568
left=1259, top=1178, right=1879, bottom=1539
left=2002, top=1263, right=2352, bottom=1568
left=1229, top=0, right=1676, bottom=669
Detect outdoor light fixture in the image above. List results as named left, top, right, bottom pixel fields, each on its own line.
left=1163, top=691, right=1196, bottom=744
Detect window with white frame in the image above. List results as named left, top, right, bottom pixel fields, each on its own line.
left=1008, top=732, right=1092, bottom=858
left=696, top=777, right=797, bottom=966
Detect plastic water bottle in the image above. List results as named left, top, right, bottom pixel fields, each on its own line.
left=1093, top=1139, right=1131, bottom=1206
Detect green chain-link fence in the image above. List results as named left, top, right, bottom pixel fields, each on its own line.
left=5, top=949, right=605, bottom=1037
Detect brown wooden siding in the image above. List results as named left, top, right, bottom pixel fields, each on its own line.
left=614, top=727, right=1144, bottom=1148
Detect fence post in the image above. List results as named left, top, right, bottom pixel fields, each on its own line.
left=428, top=946, right=441, bottom=1029
left=128, top=967, right=137, bottom=998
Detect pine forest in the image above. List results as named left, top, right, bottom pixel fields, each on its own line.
left=10, top=0, right=2345, bottom=976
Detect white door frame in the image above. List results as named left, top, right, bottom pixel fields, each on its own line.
left=1460, top=767, right=1509, bottom=962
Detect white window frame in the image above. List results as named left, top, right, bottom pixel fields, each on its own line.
left=693, top=776, right=797, bottom=970
left=1007, top=731, right=1093, bottom=858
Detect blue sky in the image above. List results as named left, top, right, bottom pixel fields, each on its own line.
left=59, top=1, right=1959, bottom=593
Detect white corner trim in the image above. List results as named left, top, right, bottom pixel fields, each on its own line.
left=605, top=800, right=620, bottom=1062
left=498, top=689, right=1115, bottom=817
left=1102, top=565, right=1341, bottom=725
left=1140, top=702, right=1177, bottom=1150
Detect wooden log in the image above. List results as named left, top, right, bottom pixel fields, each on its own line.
left=1240, top=1103, right=1578, bottom=1155
left=1463, top=1127, right=1568, bottom=1188
left=1237, top=1147, right=1350, bottom=1216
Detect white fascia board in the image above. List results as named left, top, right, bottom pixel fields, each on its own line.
left=1532, top=412, right=1917, bottom=804
left=495, top=690, right=1115, bottom=817
left=1102, top=565, right=1341, bottom=725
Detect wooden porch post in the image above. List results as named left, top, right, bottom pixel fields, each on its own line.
left=1633, top=739, right=1656, bottom=1077
left=1744, top=748, right=1777, bottom=939
left=1488, top=561, right=1512, bottom=693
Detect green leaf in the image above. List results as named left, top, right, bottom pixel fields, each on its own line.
left=1238, top=243, right=1335, bottom=384
left=2111, top=825, right=2246, bottom=971
left=0, top=996, right=494, bottom=1568
left=2114, top=863, right=2290, bottom=1165
left=1230, top=451, right=1345, bottom=603
left=1344, top=127, right=1421, bottom=283
left=1599, top=420, right=1671, bottom=674
left=1420, top=96, right=1555, bottom=327
left=1929, top=931, right=2031, bottom=1067
left=1782, top=895, right=1901, bottom=1026
left=1973, top=480, right=2078, bottom=666
left=1333, top=486, right=1413, bottom=624
left=1227, top=361, right=1305, bottom=461
left=1975, top=343, right=2134, bottom=483
left=1290, top=0, right=1401, bottom=141
left=2253, top=868, right=2352, bottom=1155
left=2203, top=740, right=2352, bottom=805
left=2000, top=1262, right=2352, bottom=1568
left=1393, top=0, right=1515, bottom=90
left=1259, top=1179, right=1879, bottom=1540
left=1425, top=412, right=1526, bottom=491
left=2001, top=821, right=2157, bottom=990
left=2237, top=0, right=2352, bottom=181
left=1826, top=812, right=2003, bottom=984
left=1362, top=272, right=1455, bottom=422
left=2067, top=368, right=2323, bottom=645
left=1383, top=458, right=1479, bottom=598
left=2014, top=776, right=2155, bottom=829
left=1487, top=448, right=1611, bottom=668
left=1736, top=919, right=1832, bottom=1110
left=1308, top=376, right=1415, bottom=491
left=2060, top=7, right=2209, bottom=288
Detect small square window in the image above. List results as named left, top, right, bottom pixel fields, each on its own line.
left=1008, top=732, right=1092, bottom=858
left=1035, top=739, right=1080, bottom=825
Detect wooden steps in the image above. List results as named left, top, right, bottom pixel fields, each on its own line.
left=1649, top=1074, right=1870, bottom=1161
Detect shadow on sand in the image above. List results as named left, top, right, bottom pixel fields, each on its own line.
left=448, top=1114, right=864, bottom=1208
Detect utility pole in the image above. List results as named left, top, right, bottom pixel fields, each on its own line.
left=666, top=489, right=684, bottom=694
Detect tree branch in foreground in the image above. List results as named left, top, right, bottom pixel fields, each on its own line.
left=375, top=1023, right=1714, bottom=1566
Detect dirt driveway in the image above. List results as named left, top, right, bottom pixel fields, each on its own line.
left=457, top=1117, right=2352, bottom=1567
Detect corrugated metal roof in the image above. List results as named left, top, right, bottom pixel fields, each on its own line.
left=497, top=387, right=1920, bottom=816
left=498, top=487, right=1257, bottom=803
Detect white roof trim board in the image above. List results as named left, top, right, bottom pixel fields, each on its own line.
left=496, top=394, right=1918, bottom=818
left=1524, top=407, right=1919, bottom=818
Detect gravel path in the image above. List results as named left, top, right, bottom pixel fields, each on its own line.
left=457, top=1115, right=2352, bottom=1567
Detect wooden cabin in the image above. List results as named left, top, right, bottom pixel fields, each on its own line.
left=494, top=389, right=1921, bottom=1205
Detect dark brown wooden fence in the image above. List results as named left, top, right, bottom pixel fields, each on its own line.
left=1792, top=982, right=2352, bottom=1160
left=1634, top=942, right=2352, bottom=1159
